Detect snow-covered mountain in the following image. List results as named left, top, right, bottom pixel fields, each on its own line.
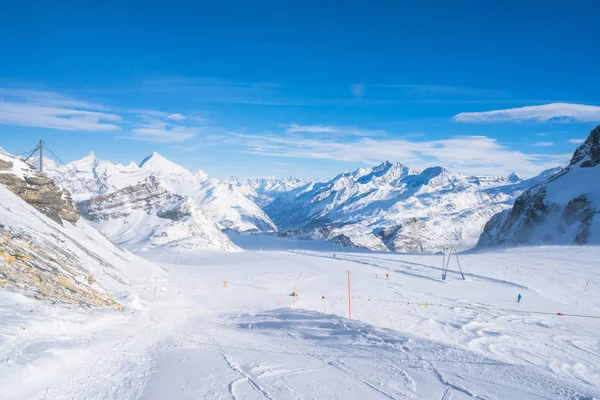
left=38, top=152, right=277, bottom=234
left=78, top=176, right=240, bottom=252
left=265, top=161, right=560, bottom=252
left=226, top=176, right=319, bottom=207
left=478, top=125, right=600, bottom=248
left=0, top=150, right=164, bottom=307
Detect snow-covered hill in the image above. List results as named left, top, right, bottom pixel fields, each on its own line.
left=37, top=152, right=277, bottom=234
left=265, top=161, right=560, bottom=252
left=0, top=150, right=164, bottom=308
left=478, top=125, right=600, bottom=247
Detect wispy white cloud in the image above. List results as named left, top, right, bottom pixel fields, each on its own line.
left=568, top=138, right=586, bottom=144
left=453, top=103, right=600, bottom=123
left=0, top=88, right=109, bottom=111
left=123, top=126, right=198, bottom=143
left=232, top=130, right=569, bottom=176
left=0, top=88, right=121, bottom=131
left=532, top=142, right=554, bottom=147
left=168, top=113, right=186, bottom=121
left=284, top=123, right=337, bottom=134
left=121, top=114, right=200, bottom=143
left=0, top=101, right=121, bottom=131
left=282, top=123, right=385, bottom=137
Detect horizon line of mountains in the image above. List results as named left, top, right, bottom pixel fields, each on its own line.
left=6, top=124, right=600, bottom=253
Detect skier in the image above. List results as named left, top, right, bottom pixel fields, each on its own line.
left=517, top=293, right=522, bottom=303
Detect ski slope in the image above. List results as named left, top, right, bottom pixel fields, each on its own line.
left=1, top=237, right=599, bottom=399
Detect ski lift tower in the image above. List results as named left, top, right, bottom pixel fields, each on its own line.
left=441, top=243, right=465, bottom=280
left=24, top=139, right=45, bottom=173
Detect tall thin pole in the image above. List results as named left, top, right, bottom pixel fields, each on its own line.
left=347, top=269, right=352, bottom=320
left=293, top=284, right=297, bottom=309
left=454, top=247, right=465, bottom=280
left=39, top=139, right=43, bottom=173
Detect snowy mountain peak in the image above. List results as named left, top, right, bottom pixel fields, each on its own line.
left=139, top=151, right=164, bottom=167
left=139, top=152, right=191, bottom=175
left=569, top=124, right=600, bottom=168
left=82, top=150, right=97, bottom=160
left=507, top=172, right=522, bottom=183
left=373, top=160, right=393, bottom=172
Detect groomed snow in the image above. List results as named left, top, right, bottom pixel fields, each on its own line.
left=1, top=236, right=599, bottom=399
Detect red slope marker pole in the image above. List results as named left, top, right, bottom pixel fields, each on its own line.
left=348, top=269, right=352, bottom=320
left=153, top=276, right=157, bottom=300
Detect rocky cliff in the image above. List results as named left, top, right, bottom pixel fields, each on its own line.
left=0, top=157, right=78, bottom=225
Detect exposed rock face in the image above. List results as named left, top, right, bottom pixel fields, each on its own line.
left=477, top=125, right=600, bottom=248
left=0, top=162, right=79, bottom=226
left=78, top=176, right=181, bottom=222
left=570, top=125, right=600, bottom=168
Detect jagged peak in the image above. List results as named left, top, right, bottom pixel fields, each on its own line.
left=569, top=125, right=600, bottom=168
left=373, top=160, right=393, bottom=172
left=507, top=172, right=522, bottom=183
left=83, top=150, right=97, bottom=160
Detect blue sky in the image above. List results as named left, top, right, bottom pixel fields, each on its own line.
left=1, top=0, right=599, bottom=178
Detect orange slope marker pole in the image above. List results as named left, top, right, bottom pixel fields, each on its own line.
left=293, top=284, right=297, bottom=309
left=348, top=269, right=352, bottom=320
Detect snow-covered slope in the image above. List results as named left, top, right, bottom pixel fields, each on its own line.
left=478, top=125, right=600, bottom=247
left=0, top=151, right=164, bottom=308
left=265, top=161, right=560, bottom=252
left=38, top=152, right=277, bottom=234
left=78, top=176, right=240, bottom=253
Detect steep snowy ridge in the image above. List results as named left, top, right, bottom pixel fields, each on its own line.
left=478, top=125, right=600, bottom=247
left=39, top=152, right=276, bottom=235
left=265, top=160, right=560, bottom=252
left=0, top=151, right=164, bottom=307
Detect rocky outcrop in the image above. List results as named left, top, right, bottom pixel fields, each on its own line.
left=0, top=165, right=79, bottom=226
left=78, top=176, right=181, bottom=222
left=569, top=125, right=600, bottom=168
left=0, top=226, right=120, bottom=308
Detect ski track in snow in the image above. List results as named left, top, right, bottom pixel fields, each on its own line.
left=2, top=239, right=600, bottom=399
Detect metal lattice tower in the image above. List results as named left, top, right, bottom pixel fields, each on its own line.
left=24, top=139, right=45, bottom=173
